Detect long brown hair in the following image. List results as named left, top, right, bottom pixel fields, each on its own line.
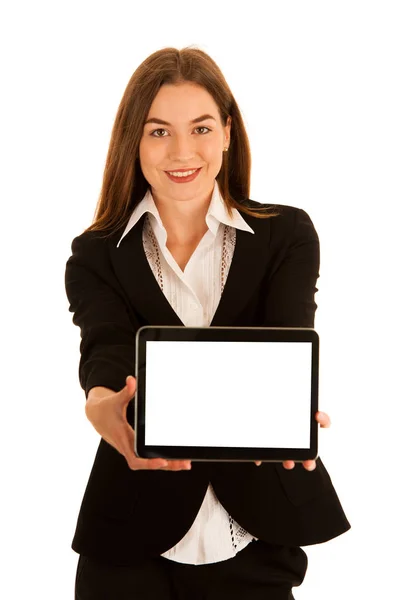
left=84, top=46, right=281, bottom=238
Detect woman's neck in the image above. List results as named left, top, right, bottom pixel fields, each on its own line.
left=153, top=190, right=212, bottom=246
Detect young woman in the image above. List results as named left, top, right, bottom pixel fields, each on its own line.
left=65, top=46, right=351, bottom=600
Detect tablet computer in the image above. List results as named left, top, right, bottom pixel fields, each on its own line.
left=134, top=326, right=319, bottom=462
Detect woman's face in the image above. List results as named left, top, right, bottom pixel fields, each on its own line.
left=139, top=82, right=231, bottom=205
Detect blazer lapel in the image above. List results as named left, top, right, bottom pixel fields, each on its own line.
left=109, top=212, right=270, bottom=327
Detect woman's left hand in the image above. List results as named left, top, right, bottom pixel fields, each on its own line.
left=254, top=411, right=331, bottom=469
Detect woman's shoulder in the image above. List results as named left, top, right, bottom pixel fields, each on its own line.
left=243, top=197, right=310, bottom=215
left=66, top=227, right=124, bottom=278
left=68, top=226, right=123, bottom=257
left=240, top=199, right=315, bottom=232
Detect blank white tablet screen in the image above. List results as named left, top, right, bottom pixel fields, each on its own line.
left=144, top=341, right=312, bottom=448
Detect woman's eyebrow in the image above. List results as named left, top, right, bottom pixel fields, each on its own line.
left=144, top=114, right=217, bottom=126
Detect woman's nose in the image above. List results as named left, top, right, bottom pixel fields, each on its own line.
left=169, top=136, right=197, bottom=159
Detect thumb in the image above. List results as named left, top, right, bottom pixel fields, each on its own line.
left=124, top=375, right=137, bottom=399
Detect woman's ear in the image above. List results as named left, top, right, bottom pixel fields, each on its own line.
left=224, top=115, right=232, bottom=147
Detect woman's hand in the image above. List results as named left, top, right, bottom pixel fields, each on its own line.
left=283, top=411, right=331, bottom=470
left=86, top=376, right=328, bottom=471
left=254, top=411, right=331, bottom=469
left=85, top=375, right=192, bottom=471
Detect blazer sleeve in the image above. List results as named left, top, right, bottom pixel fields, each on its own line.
left=65, top=232, right=137, bottom=400
left=263, top=207, right=320, bottom=328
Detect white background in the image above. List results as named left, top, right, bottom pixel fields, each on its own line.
left=1, top=1, right=399, bottom=598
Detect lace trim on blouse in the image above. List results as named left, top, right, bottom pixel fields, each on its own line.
left=143, top=214, right=236, bottom=294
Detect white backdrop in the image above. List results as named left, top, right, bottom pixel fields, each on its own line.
left=1, top=1, right=399, bottom=598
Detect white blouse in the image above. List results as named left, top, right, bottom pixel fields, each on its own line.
left=117, top=180, right=259, bottom=565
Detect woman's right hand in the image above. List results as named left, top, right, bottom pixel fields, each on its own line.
left=85, top=375, right=192, bottom=472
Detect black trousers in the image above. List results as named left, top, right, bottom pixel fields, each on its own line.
left=75, top=539, right=308, bottom=600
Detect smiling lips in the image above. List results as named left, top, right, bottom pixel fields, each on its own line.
left=165, top=167, right=202, bottom=183
left=165, top=167, right=201, bottom=173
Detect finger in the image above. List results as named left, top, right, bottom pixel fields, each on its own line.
left=315, top=411, right=331, bottom=427
left=254, top=461, right=262, bottom=466
left=118, top=378, right=137, bottom=422
left=118, top=423, right=142, bottom=470
left=124, top=420, right=191, bottom=471
left=160, top=460, right=192, bottom=471
left=302, top=460, right=316, bottom=471
left=124, top=375, right=137, bottom=399
left=149, top=459, right=171, bottom=470
left=120, top=438, right=140, bottom=470
left=124, top=453, right=168, bottom=471
left=282, top=460, right=295, bottom=470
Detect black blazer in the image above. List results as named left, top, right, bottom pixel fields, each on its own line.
left=65, top=199, right=351, bottom=566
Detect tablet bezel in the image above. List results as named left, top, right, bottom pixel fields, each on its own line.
left=134, top=326, right=319, bottom=462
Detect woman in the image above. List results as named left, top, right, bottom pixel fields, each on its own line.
left=65, top=46, right=351, bottom=600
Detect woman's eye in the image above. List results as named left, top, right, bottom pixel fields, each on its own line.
left=195, top=127, right=210, bottom=135
left=151, top=128, right=167, bottom=137
left=150, top=126, right=211, bottom=137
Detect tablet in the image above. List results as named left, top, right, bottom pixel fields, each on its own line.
left=134, top=326, right=319, bottom=462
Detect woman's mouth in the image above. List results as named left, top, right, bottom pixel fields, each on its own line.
left=165, top=167, right=202, bottom=183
